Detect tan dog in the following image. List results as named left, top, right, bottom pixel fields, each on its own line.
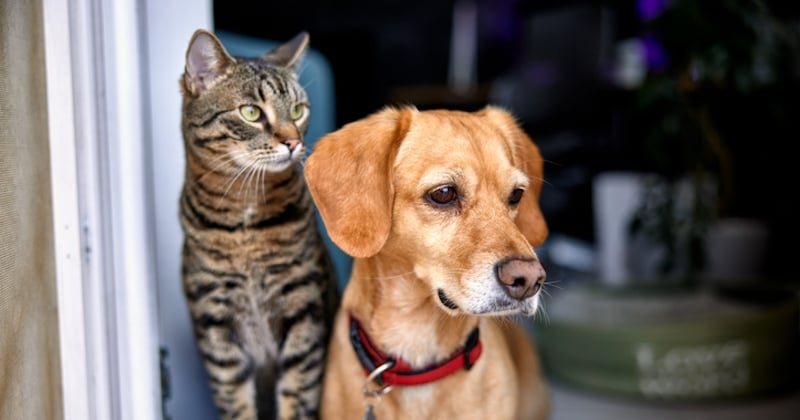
left=304, top=106, right=550, bottom=420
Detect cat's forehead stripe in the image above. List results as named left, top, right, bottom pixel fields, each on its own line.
left=264, top=78, right=280, bottom=98
left=274, top=74, right=288, bottom=96
left=257, top=83, right=266, bottom=103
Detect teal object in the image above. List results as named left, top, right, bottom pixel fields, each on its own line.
left=216, top=30, right=352, bottom=291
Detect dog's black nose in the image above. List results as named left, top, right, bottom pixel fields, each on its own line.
left=495, top=258, right=546, bottom=300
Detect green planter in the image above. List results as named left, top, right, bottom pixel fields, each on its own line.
left=533, top=283, right=799, bottom=401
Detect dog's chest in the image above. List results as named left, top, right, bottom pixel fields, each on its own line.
left=372, top=358, right=516, bottom=420
left=400, top=386, right=434, bottom=400
left=351, top=384, right=436, bottom=419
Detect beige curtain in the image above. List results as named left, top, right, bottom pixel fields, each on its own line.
left=0, top=0, right=63, bottom=419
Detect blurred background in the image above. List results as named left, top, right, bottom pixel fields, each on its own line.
left=214, top=0, right=800, bottom=281
left=211, top=0, right=800, bottom=419
left=12, top=0, right=796, bottom=419
left=135, top=0, right=800, bottom=419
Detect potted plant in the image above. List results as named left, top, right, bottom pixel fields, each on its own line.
left=533, top=0, right=800, bottom=402
left=623, top=0, right=796, bottom=284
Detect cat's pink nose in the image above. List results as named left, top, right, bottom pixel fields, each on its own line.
left=282, top=138, right=300, bottom=152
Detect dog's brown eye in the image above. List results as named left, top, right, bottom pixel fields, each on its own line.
left=427, top=186, right=458, bottom=207
left=509, top=188, right=524, bottom=206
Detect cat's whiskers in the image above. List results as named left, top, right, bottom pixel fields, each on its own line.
left=254, top=159, right=263, bottom=204
left=248, top=158, right=265, bottom=205
left=239, top=160, right=254, bottom=204
left=365, top=270, right=417, bottom=282
left=239, top=156, right=262, bottom=205
left=248, top=154, right=270, bottom=205
left=301, top=77, right=317, bottom=91
left=258, top=162, right=268, bottom=204
left=196, top=153, right=240, bottom=184
left=217, top=151, right=254, bottom=208
left=297, top=61, right=310, bottom=78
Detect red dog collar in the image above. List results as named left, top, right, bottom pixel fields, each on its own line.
left=349, top=315, right=482, bottom=387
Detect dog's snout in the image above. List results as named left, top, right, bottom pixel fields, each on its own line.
left=495, top=258, right=546, bottom=300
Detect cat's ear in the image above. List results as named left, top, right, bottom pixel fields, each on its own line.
left=182, top=29, right=235, bottom=96
left=262, top=31, right=309, bottom=72
left=304, top=107, right=413, bottom=258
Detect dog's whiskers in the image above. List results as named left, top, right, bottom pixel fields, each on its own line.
left=535, top=300, right=552, bottom=326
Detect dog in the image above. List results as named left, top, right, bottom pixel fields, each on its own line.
left=304, top=105, right=550, bottom=420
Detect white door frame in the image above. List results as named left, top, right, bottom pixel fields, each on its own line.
left=43, top=0, right=210, bottom=418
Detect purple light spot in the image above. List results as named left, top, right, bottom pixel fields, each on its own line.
left=638, top=0, right=670, bottom=21
left=642, top=34, right=668, bottom=72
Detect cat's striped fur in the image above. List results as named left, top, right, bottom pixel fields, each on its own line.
left=179, top=29, right=338, bottom=420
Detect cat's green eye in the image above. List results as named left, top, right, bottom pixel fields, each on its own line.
left=290, top=103, right=306, bottom=120
left=239, top=105, right=262, bottom=122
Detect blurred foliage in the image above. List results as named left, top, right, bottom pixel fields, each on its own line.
left=636, top=0, right=798, bottom=185
left=627, top=0, right=800, bottom=279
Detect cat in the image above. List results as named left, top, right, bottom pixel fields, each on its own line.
left=178, top=29, right=339, bottom=420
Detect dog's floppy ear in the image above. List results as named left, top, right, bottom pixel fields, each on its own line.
left=515, top=135, right=549, bottom=247
left=482, top=106, right=549, bottom=247
left=304, top=107, right=412, bottom=258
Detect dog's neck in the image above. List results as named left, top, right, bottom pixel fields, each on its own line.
left=345, top=257, right=479, bottom=369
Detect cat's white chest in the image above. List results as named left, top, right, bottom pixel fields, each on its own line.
left=243, top=206, right=255, bottom=224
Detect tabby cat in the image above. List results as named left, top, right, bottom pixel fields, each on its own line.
left=179, top=29, right=338, bottom=420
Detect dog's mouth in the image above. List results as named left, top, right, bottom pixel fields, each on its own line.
left=436, top=286, right=541, bottom=316
left=437, top=288, right=459, bottom=310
